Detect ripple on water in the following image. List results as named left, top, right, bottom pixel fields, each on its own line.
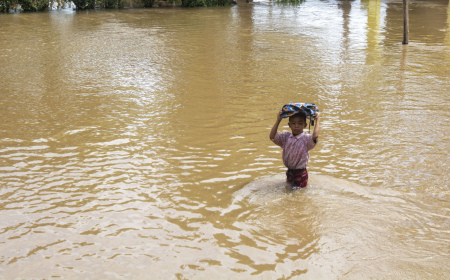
left=1, top=2, right=449, bottom=278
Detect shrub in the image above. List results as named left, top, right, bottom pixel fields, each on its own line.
left=276, top=0, right=305, bottom=3
left=99, top=0, right=127, bottom=8
left=18, top=0, right=48, bottom=11
left=142, top=0, right=154, bottom=7
left=1, top=0, right=9, bottom=12
left=73, top=0, right=95, bottom=9
left=181, top=0, right=230, bottom=7
left=1, top=0, right=15, bottom=12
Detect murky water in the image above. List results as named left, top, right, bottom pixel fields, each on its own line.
left=0, top=0, right=449, bottom=278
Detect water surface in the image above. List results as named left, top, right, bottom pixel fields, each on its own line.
left=0, top=0, right=449, bottom=278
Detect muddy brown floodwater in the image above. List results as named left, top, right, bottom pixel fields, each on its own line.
left=0, top=0, right=449, bottom=279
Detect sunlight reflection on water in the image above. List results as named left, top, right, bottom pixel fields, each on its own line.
left=0, top=0, right=449, bottom=279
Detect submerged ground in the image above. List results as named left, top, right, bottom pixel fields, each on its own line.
left=0, top=0, right=449, bottom=278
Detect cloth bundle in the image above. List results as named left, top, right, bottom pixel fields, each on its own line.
left=281, top=103, right=319, bottom=119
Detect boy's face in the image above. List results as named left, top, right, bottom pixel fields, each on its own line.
left=288, top=116, right=307, bottom=136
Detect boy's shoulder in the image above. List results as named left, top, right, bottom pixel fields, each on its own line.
left=272, top=131, right=291, bottom=146
left=299, top=132, right=313, bottom=139
left=277, top=131, right=292, bottom=140
left=279, top=131, right=292, bottom=136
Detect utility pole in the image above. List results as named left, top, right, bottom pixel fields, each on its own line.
left=403, top=0, right=409, bottom=44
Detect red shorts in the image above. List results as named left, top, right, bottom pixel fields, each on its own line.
left=286, top=169, right=308, bottom=189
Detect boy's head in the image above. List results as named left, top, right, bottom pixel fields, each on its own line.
left=288, top=111, right=307, bottom=136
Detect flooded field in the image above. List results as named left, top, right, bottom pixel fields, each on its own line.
left=0, top=0, right=449, bottom=278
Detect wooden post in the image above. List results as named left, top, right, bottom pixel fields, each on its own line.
left=403, top=0, right=409, bottom=44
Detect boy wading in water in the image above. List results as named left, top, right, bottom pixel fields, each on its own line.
left=269, top=110, right=320, bottom=190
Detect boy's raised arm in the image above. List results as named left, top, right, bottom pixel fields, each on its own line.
left=270, top=110, right=283, bottom=141
left=312, top=112, right=320, bottom=141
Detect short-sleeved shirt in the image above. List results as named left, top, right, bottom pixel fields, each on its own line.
left=272, top=132, right=317, bottom=170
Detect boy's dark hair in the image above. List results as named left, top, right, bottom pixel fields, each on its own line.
left=289, top=111, right=307, bottom=122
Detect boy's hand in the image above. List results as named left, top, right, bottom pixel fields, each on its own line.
left=270, top=110, right=283, bottom=140
left=314, top=112, right=320, bottom=119
left=312, top=112, right=320, bottom=141
left=276, top=110, right=283, bottom=122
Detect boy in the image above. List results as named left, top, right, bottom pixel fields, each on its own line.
left=269, top=109, right=320, bottom=190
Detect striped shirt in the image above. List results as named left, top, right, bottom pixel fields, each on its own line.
left=272, top=132, right=317, bottom=170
